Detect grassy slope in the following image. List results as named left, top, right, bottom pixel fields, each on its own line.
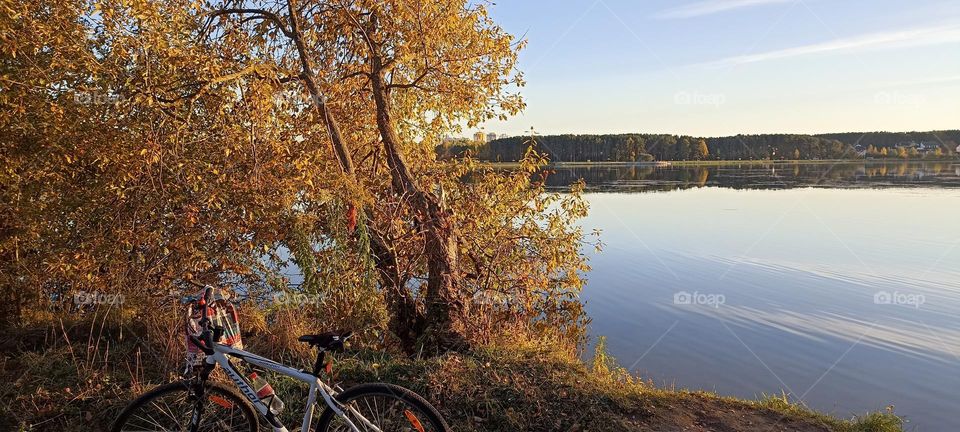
left=328, top=343, right=902, bottom=432
left=2, top=332, right=903, bottom=432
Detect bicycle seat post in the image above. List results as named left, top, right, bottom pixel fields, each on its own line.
left=311, top=348, right=326, bottom=377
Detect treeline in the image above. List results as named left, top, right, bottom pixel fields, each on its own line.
left=817, top=131, right=960, bottom=148
left=440, top=134, right=706, bottom=162
left=438, top=131, right=960, bottom=162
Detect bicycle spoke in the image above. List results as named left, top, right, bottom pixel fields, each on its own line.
left=327, top=393, right=439, bottom=432
left=116, top=384, right=254, bottom=432
left=151, top=395, right=186, bottom=428
left=364, top=396, right=378, bottom=428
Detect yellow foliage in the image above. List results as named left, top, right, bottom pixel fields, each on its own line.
left=1, top=0, right=589, bottom=354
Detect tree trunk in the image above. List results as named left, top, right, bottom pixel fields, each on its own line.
left=367, top=225, right=423, bottom=353
left=367, top=51, right=468, bottom=352
left=285, top=2, right=423, bottom=352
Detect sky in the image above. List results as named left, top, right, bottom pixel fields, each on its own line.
left=477, top=0, right=960, bottom=137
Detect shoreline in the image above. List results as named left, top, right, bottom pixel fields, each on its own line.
left=331, top=343, right=904, bottom=432
left=482, top=159, right=959, bottom=168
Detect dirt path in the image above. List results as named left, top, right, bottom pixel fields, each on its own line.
left=620, top=393, right=835, bottom=432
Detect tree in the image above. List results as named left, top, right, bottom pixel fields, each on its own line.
left=1, top=0, right=376, bottom=330
left=97, top=0, right=528, bottom=352
left=693, top=139, right=710, bottom=160
left=676, top=137, right=693, bottom=160
left=3, top=0, right=591, bottom=356
left=308, top=0, right=525, bottom=351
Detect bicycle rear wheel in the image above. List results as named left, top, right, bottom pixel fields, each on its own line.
left=111, top=380, right=258, bottom=432
left=315, top=383, right=450, bottom=432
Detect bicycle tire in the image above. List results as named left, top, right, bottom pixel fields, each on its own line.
left=314, top=383, right=451, bottom=432
left=111, top=380, right=258, bottom=432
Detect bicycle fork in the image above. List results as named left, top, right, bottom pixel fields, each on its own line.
left=188, top=362, right=215, bottom=432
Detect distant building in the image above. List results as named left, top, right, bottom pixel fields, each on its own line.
left=499, top=134, right=510, bottom=140
left=913, top=141, right=943, bottom=154
left=486, top=132, right=498, bottom=142
left=473, top=131, right=486, bottom=143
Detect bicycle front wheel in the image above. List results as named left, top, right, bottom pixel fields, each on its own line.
left=315, top=383, right=450, bottom=432
left=111, top=380, right=258, bottom=432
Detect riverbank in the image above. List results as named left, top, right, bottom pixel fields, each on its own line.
left=1, top=329, right=903, bottom=431
left=331, top=341, right=903, bottom=432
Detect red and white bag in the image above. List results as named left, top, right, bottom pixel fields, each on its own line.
left=184, top=287, right=243, bottom=371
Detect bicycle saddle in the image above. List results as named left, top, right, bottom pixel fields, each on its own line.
left=298, top=330, right=352, bottom=350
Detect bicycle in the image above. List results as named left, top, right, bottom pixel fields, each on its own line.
left=111, top=284, right=450, bottom=432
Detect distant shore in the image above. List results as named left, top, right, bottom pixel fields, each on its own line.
left=484, top=158, right=958, bottom=168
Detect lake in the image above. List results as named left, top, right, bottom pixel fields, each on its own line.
left=566, top=161, right=960, bottom=431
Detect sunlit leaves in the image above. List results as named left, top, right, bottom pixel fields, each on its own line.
left=2, top=0, right=590, bottom=351
left=440, top=145, right=594, bottom=346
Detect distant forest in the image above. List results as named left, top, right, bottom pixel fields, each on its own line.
left=437, top=131, right=960, bottom=162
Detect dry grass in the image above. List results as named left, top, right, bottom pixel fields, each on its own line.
left=325, top=341, right=904, bottom=432
left=1, top=319, right=904, bottom=432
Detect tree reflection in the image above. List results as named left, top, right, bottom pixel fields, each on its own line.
left=541, top=161, right=960, bottom=192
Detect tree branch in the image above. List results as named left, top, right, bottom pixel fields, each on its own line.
left=340, top=70, right=371, bottom=81
left=210, top=8, right=293, bottom=38
left=387, top=69, right=430, bottom=90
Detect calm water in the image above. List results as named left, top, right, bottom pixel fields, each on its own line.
left=568, top=162, right=960, bottom=431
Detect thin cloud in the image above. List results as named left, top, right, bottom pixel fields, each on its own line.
left=707, top=23, right=960, bottom=66
left=882, top=75, right=960, bottom=87
left=655, top=0, right=792, bottom=19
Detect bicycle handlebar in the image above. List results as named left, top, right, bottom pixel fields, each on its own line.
left=187, top=284, right=219, bottom=355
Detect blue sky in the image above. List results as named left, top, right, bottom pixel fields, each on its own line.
left=478, top=0, right=960, bottom=137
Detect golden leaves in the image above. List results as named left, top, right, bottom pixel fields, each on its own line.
left=4, top=0, right=586, bottom=348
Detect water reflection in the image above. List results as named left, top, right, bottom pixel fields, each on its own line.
left=544, top=161, right=960, bottom=192
left=577, top=176, right=960, bottom=431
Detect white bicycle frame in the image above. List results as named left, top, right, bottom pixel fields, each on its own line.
left=205, top=342, right=381, bottom=432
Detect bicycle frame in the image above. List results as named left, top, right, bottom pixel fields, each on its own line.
left=204, top=342, right=380, bottom=432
